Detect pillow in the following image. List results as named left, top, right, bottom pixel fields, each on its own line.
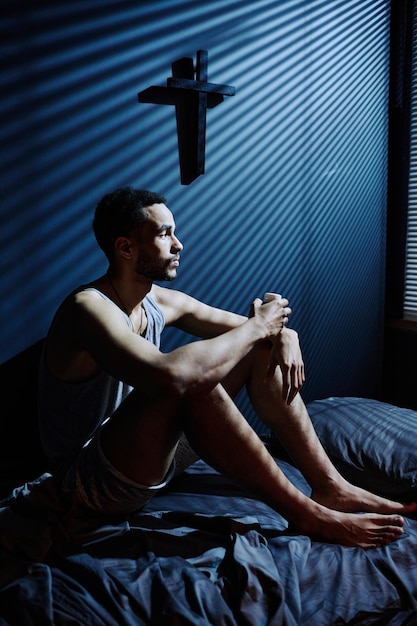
left=305, top=397, right=417, bottom=502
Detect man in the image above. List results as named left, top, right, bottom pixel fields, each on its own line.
left=38, top=186, right=416, bottom=548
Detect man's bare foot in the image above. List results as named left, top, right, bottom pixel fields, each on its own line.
left=311, top=477, right=417, bottom=517
left=305, top=508, right=406, bottom=549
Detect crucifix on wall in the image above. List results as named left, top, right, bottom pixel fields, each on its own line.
left=138, top=50, right=236, bottom=185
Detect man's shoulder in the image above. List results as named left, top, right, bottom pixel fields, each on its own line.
left=55, top=286, right=124, bottom=332
left=151, top=284, right=197, bottom=325
left=72, top=286, right=108, bottom=305
left=151, top=284, right=183, bottom=304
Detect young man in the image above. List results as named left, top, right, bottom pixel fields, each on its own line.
left=38, top=186, right=416, bottom=548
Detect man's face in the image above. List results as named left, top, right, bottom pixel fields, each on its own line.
left=133, top=203, right=183, bottom=282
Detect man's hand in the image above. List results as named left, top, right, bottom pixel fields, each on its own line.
left=249, top=296, right=291, bottom=339
left=265, top=328, right=305, bottom=404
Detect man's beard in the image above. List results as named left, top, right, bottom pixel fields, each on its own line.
left=135, top=258, right=177, bottom=282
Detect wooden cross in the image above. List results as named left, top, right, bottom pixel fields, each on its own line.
left=138, top=50, right=236, bottom=185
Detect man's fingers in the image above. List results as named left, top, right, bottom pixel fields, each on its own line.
left=282, top=365, right=305, bottom=404
left=266, top=356, right=305, bottom=404
left=249, top=298, right=263, bottom=318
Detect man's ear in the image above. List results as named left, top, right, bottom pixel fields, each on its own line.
left=115, top=237, right=133, bottom=259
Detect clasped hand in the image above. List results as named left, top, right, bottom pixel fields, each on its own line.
left=265, top=327, right=305, bottom=404
left=252, top=292, right=305, bottom=404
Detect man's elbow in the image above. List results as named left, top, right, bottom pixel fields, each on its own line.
left=162, top=364, right=211, bottom=399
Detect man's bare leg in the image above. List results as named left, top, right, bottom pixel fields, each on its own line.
left=100, top=391, right=185, bottom=487
left=228, top=341, right=417, bottom=517
left=182, top=384, right=408, bottom=548
left=101, top=383, right=408, bottom=548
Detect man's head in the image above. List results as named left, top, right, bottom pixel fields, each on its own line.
left=93, top=186, right=182, bottom=282
left=93, top=187, right=167, bottom=262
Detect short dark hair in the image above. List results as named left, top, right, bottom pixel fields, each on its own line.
left=93, top=186, right=166, bottom=261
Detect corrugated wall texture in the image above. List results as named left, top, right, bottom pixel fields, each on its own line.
left=1, top=0, right=390, bottom=431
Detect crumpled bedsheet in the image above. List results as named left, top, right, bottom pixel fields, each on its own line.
left=0, top=458, right=417, bottom=626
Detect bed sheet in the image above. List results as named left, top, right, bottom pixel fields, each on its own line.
left=1, top=454, right=417, bottom=626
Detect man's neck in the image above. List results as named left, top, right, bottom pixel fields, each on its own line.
left=100, top=270, right=152, bottom=315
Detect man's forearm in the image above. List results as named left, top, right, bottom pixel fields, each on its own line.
left=165, top=317, right=265, bottom=395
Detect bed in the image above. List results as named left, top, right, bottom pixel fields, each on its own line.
left=1, top=396, right=417, bottom=625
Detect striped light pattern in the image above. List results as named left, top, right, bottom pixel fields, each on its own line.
left=1, top=1, right=390, bottom=431
left=404, top=2, right=417, bottom=319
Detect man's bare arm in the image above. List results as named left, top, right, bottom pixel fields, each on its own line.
left=153, top=285, right=246, bottom=337
left=154, top=285, right=305, bottom=403
left=68, top=290, right=289, bottom=399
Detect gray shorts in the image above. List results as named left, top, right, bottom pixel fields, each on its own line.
left=55, top=431, right=199, bottom=515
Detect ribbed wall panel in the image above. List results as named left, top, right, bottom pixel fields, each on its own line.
left=0, top=1, right=390, bottom=431
left=404, top=2, right=417, bottom=319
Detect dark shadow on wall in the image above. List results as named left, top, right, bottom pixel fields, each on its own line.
left=383, top=323, right=417, bottom=411
left=0, top=340, right=47, bottom=498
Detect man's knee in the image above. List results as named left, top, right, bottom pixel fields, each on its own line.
left=222, top=344, right=269, bottom=398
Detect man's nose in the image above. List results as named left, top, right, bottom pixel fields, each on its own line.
left=172, top=236, right=183, bottom=251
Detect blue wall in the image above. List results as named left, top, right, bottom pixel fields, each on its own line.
left=1, top=0, right=391, bottom=431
